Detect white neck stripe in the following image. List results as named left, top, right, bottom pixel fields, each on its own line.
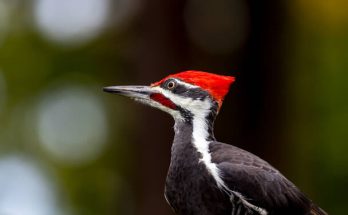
left=190, top=108, right=229, bottom=190
left=190, top=107, right=268, bottom=215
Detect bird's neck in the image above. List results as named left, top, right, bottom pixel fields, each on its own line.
left=171, top=111, right=227, bottom=191
left=171, top=98, right=219, bottom=164
left=172, top=111, right=217, bottom=162
left=174, top=112, right=216, bottom=143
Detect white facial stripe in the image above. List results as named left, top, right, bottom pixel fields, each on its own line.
left=173, top=79, right=199, bottom=89
left=132, top=93, right=182, bottom=121
left=153, top=86, right=211, bottom=116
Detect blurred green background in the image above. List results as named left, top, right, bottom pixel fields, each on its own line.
left=0, top=0, right=347, bottom=214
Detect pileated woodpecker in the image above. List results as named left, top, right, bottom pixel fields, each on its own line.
left=104, top=71, right=327, bottom=215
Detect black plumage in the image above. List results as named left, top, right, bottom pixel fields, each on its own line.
left=104, top=71, right=327, bottom=215
left=165, top=120, right=326, bottom=215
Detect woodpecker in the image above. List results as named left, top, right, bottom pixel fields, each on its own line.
left=104, top=71, right=327, bottom=215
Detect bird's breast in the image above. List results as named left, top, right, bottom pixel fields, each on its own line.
left=165, top=140, right=231, bottom=215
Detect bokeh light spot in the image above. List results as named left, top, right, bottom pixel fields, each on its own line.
left=34, top=0, right=110, bottom=46
left=0, top=156, right=59, bottom=215
left=37, top=85, right=108, bottom=165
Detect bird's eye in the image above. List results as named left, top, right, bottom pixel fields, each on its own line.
left=167, top=81, right=176, bottom=90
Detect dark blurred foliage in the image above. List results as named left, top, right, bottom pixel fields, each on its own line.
left=0, top=0, right=347, bottom=214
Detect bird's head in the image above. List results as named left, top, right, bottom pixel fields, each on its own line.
left=104, top=71, right=235, bottom=122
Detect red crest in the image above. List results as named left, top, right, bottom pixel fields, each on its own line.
left=152, top=71, right=235, bottom=108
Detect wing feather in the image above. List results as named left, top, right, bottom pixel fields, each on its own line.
left=210, top=142, right=327, bottom=214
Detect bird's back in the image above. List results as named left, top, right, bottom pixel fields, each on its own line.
left=209, top=141, right=327, bottom=215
